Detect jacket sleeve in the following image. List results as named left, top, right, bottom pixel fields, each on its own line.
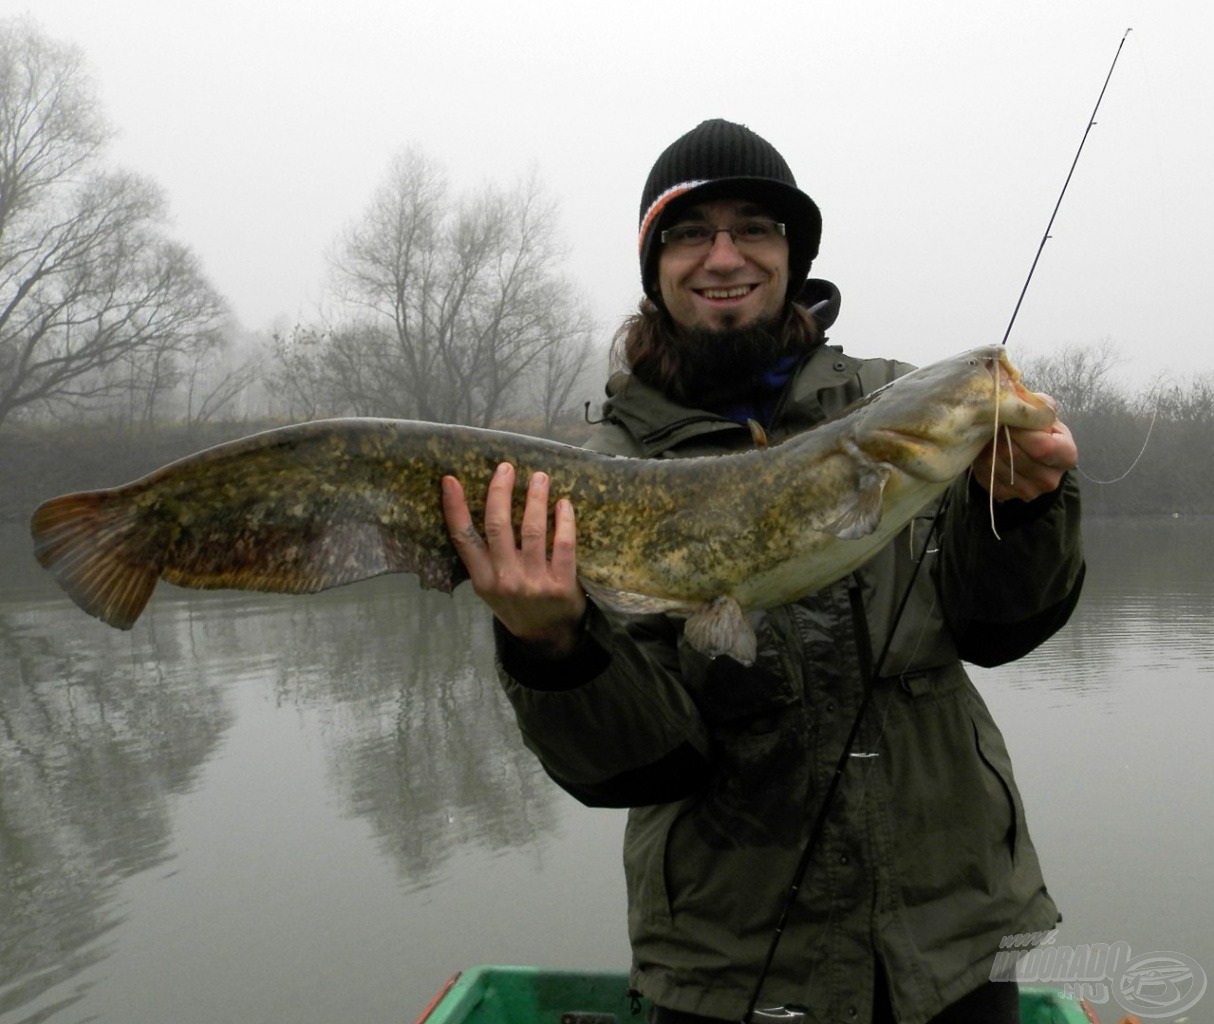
left=935, top=470, right=1085, bottom=667
left=493, top=603, right=713, bottom=807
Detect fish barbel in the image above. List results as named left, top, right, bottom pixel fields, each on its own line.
left=30, top=346, right=1054, bottom=664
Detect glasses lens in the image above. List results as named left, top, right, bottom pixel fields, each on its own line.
left=661, top=219, right=784, bottom=248
left=733, top=219, right=782, bottom=243
left=663, top=224, right=713, bottom=247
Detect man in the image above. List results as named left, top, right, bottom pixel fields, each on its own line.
left=441, top=119, right=1083, bottom=1024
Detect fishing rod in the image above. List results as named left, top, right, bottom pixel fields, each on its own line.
left=1000, top=27, right=1132, bottom=346
left=741, top=30, right=1132, bottom=1023
left=740, top=522, right=945, bottom=1024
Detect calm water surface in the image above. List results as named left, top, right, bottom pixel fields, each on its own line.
left=1, top=517, right=1211, bottom=1023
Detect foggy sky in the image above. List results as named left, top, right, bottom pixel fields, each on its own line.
left=10, top=0, right=1214, bottom=387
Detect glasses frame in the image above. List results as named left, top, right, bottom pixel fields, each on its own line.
left=659, top=218, right=787, bottom=249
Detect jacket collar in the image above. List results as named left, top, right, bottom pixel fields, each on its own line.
left=602, top=343, right=869, bottom=457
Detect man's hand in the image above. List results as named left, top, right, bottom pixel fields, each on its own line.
left=972, top=404, right=1078, bottom=503
left=441, top=462, right=587, bottom=659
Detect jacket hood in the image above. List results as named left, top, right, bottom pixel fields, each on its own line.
left=798, top=278, right=841, bottom=331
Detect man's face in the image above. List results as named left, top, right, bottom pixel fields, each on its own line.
left=657, top=198, right=790, bottom=333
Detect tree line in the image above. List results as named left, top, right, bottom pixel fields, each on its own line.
left=2, top=17, right=1210, bottom=523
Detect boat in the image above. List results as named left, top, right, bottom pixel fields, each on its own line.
left=414, top=965, right=1126, bottom=1023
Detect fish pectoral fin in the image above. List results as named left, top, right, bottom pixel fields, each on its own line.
left=380, top=526, right=468, bottom=594
left=579, top=578, right=698, bottom=617
left=684, top=596, right=757, bottom=666
left=580, top=581, right=758, bottom=666
left=822, top=443, right=893, bottom=540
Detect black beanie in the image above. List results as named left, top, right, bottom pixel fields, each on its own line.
left=638, top=119, right=822, bottom=305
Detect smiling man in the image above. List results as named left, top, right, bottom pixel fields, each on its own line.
left=655, top=200, right=789, bottom=330
left=442, top=119, right=1085, bottom=1024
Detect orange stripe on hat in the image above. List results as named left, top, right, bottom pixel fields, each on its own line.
left=637, top=179, right=708, bottom=254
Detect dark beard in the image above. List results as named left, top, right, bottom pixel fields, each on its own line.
left=664, top=318, right=791, bottom=409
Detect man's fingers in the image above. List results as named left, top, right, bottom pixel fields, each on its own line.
left=482, top=462, right=520, bottom=560
left=549, top=498, right=578, bottom=582
left=1009, top=425, right=1068, bottom=465
left=519, top=472, right=552, bottom=575
left=442, top=475, right=490, bottom=578
left=973, top=417, right=1079, bottom=501
left=443, top=465, right=580, bottom=615
left=440, top=474, right=472, bottom=538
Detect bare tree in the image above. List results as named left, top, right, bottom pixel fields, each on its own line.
left=286, top=146, right=594, bottom=428
left=268, top=324, right=329, bottom=420
left=527, top=299, right=598, bottom=435
left=268, top=320, right=387, bottom=420
left=181, top=340, right=263, bottom=427
left=0, top=17, right=229, bottom=433
left=1155, top=373, right=1214, bottom=427
left=1017, top=339, right=1127, bottom=418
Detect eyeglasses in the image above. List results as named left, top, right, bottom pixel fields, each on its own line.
left=660, top=218, right=786, bottom=250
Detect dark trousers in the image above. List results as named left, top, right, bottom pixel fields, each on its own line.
left=650, top=978, right=1021, bottom=1024
left=874, top=978, right=1020, bottom=1024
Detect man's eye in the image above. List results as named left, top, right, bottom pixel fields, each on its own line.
left=735, top=221, right=772, bottom=239
left=671, top=225, right=712, bottom=243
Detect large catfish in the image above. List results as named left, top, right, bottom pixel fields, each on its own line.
left=30, top=346, right=1055, bottom=664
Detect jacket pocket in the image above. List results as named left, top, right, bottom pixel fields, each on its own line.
left=969, top=711, right=1022, bottom=864
left=624, top=802, right=683, bottom=929
left=894, top=674, right=1023, bottom=909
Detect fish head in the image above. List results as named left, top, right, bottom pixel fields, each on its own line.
left=853, top=346, right=1057, bottom=482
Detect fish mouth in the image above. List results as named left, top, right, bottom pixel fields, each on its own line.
left=1008, top=376, right=1054, bottom=411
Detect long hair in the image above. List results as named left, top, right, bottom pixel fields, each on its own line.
left=610, top=299, right=821, bottom=402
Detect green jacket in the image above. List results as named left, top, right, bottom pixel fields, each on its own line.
left=495, top=342, right=1085, bottom=1024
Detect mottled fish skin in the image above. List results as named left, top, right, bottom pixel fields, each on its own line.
left=29, top=346, right=1055, bottom=662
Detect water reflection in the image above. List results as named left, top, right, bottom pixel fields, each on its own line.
left=986, top=517, right=1214, bottom=701
left=2, top=516, right=1212, bottom=1022
left=967, top=519, right=1214, bottom=1024
left=0, top=601, right=230, bottom=1019
left=1, top=524, right=563, bottom=1021
left=246, top=580, right=561, bottom=883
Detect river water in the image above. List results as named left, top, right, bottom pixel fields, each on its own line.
left=1, top=517, right=1211, bottom=1024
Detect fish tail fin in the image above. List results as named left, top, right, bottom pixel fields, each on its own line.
left=29, top=492, right=158, bottom=629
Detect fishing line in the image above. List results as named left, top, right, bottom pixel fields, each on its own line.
left=742, top=31, right=1133, bottom=1023
left=1000, top=28, right=1132, bottom=347
left=1076, top=390, right=1160, bottom=485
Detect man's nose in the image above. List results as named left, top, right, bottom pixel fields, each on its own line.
left=701, top=229, right=747, bottom=272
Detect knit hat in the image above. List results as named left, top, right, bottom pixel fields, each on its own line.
left=637, top=119, right=822, bottom=305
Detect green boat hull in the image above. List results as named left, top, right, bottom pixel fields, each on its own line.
left=415, top=965, right=1100, bottom=1024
